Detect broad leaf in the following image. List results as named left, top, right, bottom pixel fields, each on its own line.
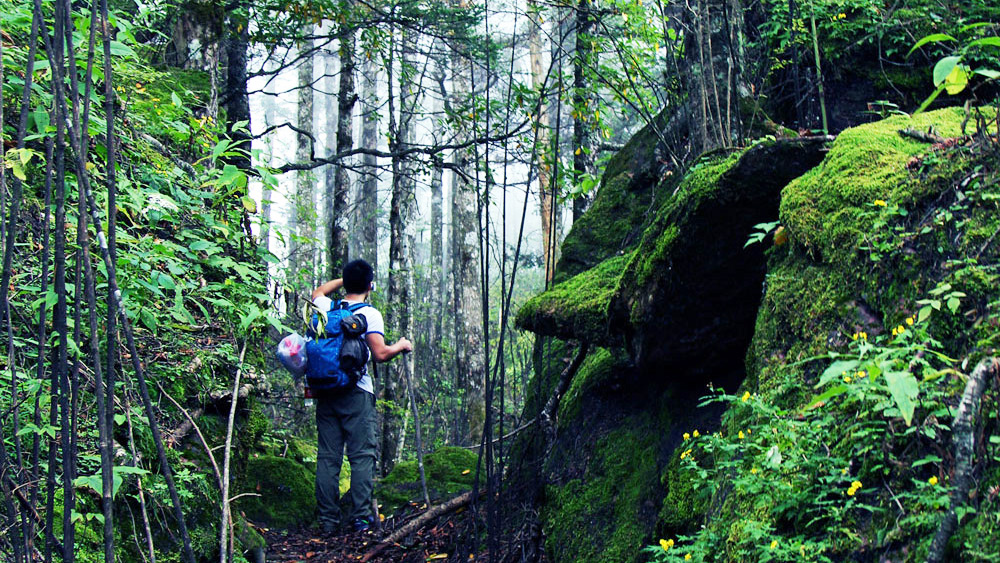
left=933, top=56, right=962, bottom=87
left=816, top=360, right=858, bottom=388
left=884, top=371, right=919, bottom=426
left=907, top=33, right=956, bottom=57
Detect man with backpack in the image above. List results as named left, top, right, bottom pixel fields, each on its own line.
left=307, top=259, right=413, bottom=534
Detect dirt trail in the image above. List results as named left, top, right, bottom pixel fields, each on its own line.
left=258, top=508, right=474, bottom=563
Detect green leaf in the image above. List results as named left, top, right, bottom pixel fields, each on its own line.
left=907, top=33, right=957, bottom=57
left=943, top=64, right=969, bottom=95
left=918, top=305, right=933, bottom=323
left=817, top=360, right=859, bottom=388
left=157, top=272, right=176, bottom=290
left=807, top=384, right=848, bottom=408
left=974, top=68, right=1000, bottom=79
left=171, top=91, right=182, bottom=107
left=967, top=37, right=1000, bottom=50
left=933, top=56, right=962, bottom=87
left=884, top=371, right=919, bottom=426
left=241, top=196, right=257, bottom=213
left=189, top=240, right=212, bottom=252
left=108, top=40, right=135, bottom=58
left=946, top=297, right=960, bottom=313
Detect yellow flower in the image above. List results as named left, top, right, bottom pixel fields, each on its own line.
left=841, top=468, right=848, bottom=475
left=844, top=375, right=852, bottom=383
left=751, top=467, right=759, bottom=475
left=897, top=325, right=905, bottom=335
left=659, top=538, right=674, bottom=551
left=683, top=433, right=691, bottom=441
left=771, top=540, right=778, bottom=550
left=685, top=555, right=692, bottom=561
left=874, top=199, right=887, bottom=207
left=741, top=391, right=751, bottom=402
left=800, top=544, right=806, bottom=557
left=851, top=333, right=859, bottom=341
left=847, top=480, right=862, bottom=496
left=738, top=431, right=745, bottom=440
left=929, top=476, right=938, bottom=486
left=861, top=332, right=868, bottom=340
left=892, top=327, right=898, bottom=336
left=906, top=316, right=914, bottom=326
left=693, top=430, right=700, bottom=438
left=856, top=370, right=867, bottom=378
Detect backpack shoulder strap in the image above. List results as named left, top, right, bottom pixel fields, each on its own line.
left=347, top=302, right=369, bottom=312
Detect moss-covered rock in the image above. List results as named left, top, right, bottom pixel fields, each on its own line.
left=377, top=447, right=479, bottom=516
left=555, top=110, right=673, bottom=283
left=236, top=455, right=316, bottom=528
left=513, top=106, right=1000, bottom=562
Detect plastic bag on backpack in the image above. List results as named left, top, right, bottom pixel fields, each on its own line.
left=277, top=333, right=308, bottom=376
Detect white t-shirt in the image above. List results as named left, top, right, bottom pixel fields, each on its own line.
left=312, top=295, right=384, bottom=394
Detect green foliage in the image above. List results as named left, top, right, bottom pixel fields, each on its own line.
left=646, top=311, right=976, bottom=561
left=909, top=23, right=1000, bottom=112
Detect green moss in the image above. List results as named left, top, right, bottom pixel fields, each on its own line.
left=543, top=420, right=660, bottom=563
left=658, top=453, right=708, bottom=534
left=780, top=107, right=969, bottom=262
left=556, top=110, right=674, bottom=282
left=558, top=348, right=628, bottom=424
left=515, top=252, right=633, bottom=343
left=236, top=455, right=316, bottom=528
left=377, top=447, right=479, bottom=516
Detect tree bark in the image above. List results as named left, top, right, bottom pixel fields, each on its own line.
left=572, top=0, right=596, bottom=221
left=290, top=33, right=316, bottom=309
left=328, top=13, right=357, bottom=277
left=450, top=42, right=486, bottom=445
left=356, top=56, right=379, bottom=268
left=528, top=0, right=556, bottom=283
left=224, top=1, right=251, bottom=171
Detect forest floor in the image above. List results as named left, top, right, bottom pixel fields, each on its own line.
left=259, top=505, right=478, bottom=562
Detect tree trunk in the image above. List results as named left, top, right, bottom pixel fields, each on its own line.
left=328, top=15, right=356, bottom=277
left=290, top=34, right=316, bottom=310
left=528, top=0, right=556, bottom=283
left=449, top=30, right=486, bottom=445
left=356, top=56, right=379, bottom=268
left=224, top=2, right=251, bottom=172
left=572, top=0, right=596, bottom=221
left=683, top=0, right=745, bottom=156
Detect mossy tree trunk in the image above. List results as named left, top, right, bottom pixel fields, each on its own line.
left=289, top=33, right=316, bottom=310
left=328, top=11, right=357, bottom=277
left=356, top=56, right=379, bottom=269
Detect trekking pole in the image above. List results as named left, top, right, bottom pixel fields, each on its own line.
left=402, top=351, right=431, bottom=507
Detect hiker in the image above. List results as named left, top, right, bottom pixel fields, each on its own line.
left=309, top=259, right=413, bottom=534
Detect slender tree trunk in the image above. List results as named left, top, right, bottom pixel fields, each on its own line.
left=684, top=0, right=744, bottom=155
left=329, top=13, right=357, bottom=276
left=381, top=25, right=405, bottom=474
left=324, top=49, right=338, bottom=271
left=572, top=0, right=596, bottom=221
left=291, top=34, right=316, bottom=309
left=225, top=1, right=251, bottom=171
left=429, top=57, right=446, bottom=385
left=357, top=56, right=379, bottom=268
left=450, top=31, right=486, bottom=445
left=528, top=0, right=555, bottom=283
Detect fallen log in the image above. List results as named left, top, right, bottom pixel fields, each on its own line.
left=926, top=357, right=999, bottom=563
left=362, top=490, right=477, bottom=561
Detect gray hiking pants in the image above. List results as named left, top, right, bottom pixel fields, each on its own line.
left=315, top=386, right=377, bottom=527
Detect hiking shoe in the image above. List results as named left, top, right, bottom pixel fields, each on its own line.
left=319, top=520, right=339, bottom=535
left=351, top=518, right=370, bottom=533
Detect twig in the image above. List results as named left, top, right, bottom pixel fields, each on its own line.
left=154, top=382, right=219, bottom=488
left=898, top=128, right=949, bottom=144
left=926, top=357, right=999, bottom=563
left=220, top=341, right=248, bottom=563
left=540, top=344, right=590, bottom=451
left=378, top=490, right=477, bottom=547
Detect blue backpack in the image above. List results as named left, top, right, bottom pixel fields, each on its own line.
left=305, top=300, right=370, bottom=391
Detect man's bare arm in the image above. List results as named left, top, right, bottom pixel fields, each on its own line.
left=366, top=333, right=413, bottom=362
left=312, top=278, right=343, bottom=300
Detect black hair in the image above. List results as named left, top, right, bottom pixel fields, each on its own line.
left=343, top=259, right=374, bottom=293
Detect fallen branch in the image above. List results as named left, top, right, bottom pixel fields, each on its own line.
left=926, top=357, right=999, bottom=563
left=898, top=128, right=949, bottom=144
left=366, top=490, right=477, bottom=557
left=540, top=344, right=590, bottom=449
